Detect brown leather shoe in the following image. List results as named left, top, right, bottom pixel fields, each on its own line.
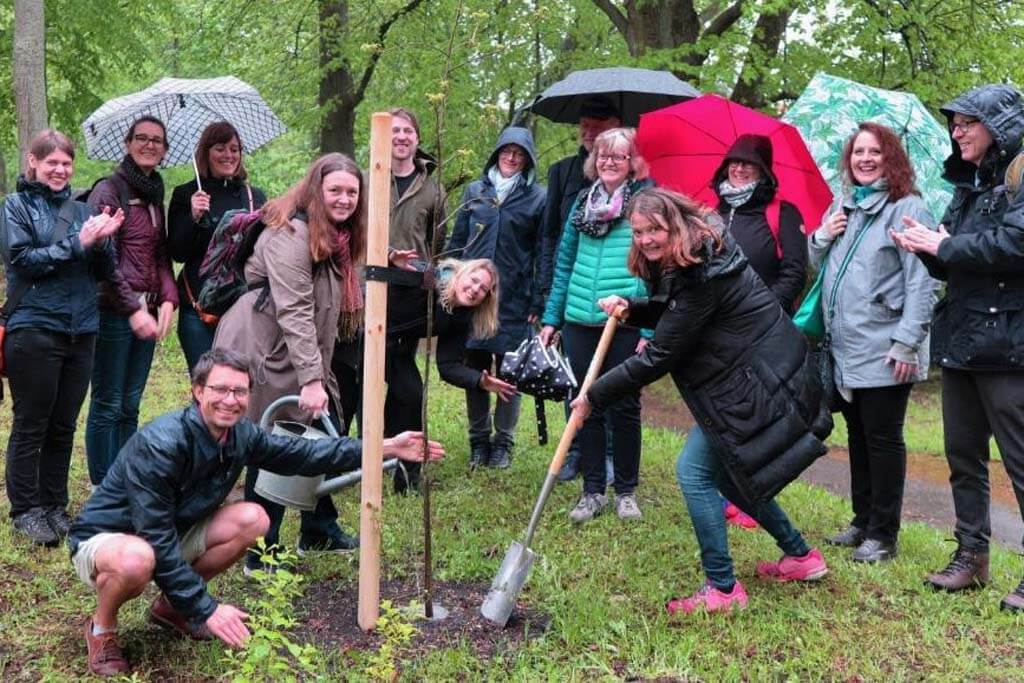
left=149, top=594, right=213, bottom=640
left=85, top=619, right=130, bottom=677
left=1000, top=579, right=1024, bottom=611
left=926, top=546, right=989, bottom=591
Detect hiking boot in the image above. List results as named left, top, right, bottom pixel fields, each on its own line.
left=489, top=444, right=512, bottom=469
left=85, top=619, right=130, bottom=676
left=723, top=501, right=758, bottom=530
left=757, top=548, right=829, bottom=582
left=468, top=440, right=491, bottom=471
left=149, top=594, right=212, bottom=640
left=1000, top=577, right=1024, bottom=612
left=826, top=524, right=865, bottom=547
left=568, top=493, right=608, bottom=524
left=13, top=507, right=59, bottom=547
left=666, top=580, right=748, bottom=615
left=45, top=506, right=75, bottom=539
left=297, top=530, right=359, bottom=556
left=557, top=449, right=581, bottom=482
left=393, top=466, right=421, bottom=495
left=852, top=538, right=897, bottom=563
left=926, top=546, right=989, bottom=591
left=615, top=493, right=642, bottom=520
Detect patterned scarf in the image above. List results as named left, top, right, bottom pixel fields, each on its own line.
left=118, top=155, right=164, bottom=206
left=334, top=227, right=364, bottom=340
left=572, top=180, right=634, bottom=237
left=718, top=179, right=760, bottom=208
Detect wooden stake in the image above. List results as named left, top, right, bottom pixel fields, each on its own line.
left=358, top=112, right=392, bottom=632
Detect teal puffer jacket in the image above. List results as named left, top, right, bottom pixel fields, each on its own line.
left=542, top=179, right=651, bottom=331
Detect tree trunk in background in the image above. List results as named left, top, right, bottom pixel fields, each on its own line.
left=318, top=0, right=356, bottom=156
left=0, top=147, right=8, bottom=196
left=13, top=0, right=48, bottom=172
left=731, top=7, right=793, bottom=108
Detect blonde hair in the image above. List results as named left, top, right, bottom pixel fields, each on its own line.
left=583, top=127, right=650, bottom=182
left=437, top=258, right=499, bottom=339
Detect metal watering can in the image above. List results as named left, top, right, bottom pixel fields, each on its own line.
left=253, top=395, right=398, bottom=511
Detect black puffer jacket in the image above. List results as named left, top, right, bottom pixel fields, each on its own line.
left=0, top=178, right=123, bottom=335
left=68, top=404, right=363, bottom=629
left=920, top=84, right=1024, bottom=371
left=587, top=233, right=832, bottom=503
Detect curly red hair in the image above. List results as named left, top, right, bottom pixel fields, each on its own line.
left=839, top=122, right=919, bottom=201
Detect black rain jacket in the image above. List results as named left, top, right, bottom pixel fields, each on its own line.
left=587, top=232, right=832, bottom=504
left=69, top=404, right=363, bottom=629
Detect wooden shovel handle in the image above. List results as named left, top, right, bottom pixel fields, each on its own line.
left=546, top=308, right=625, bottom=476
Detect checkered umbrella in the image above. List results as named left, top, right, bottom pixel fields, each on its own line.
left=82, top=76, right=286, bottom=167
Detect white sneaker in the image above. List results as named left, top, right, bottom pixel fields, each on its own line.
left=569, top=493, right=608, bottom=523
left=616, top=493, right=642, bottom=520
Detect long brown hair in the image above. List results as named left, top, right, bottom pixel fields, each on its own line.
left=839, top=122, right=919, bottom=201
left=260, top=153, right=366, bottom=264
left=194, top=121, right=247, bottom=180
left=626, top=187, right=723, bottom=281
left=26, top=129, right=75, bottom=180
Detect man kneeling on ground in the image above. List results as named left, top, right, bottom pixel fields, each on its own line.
left=69, top=347, right=444, bottom=676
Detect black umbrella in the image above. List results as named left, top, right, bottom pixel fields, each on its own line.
left=530, top=67, right=700, bottom=126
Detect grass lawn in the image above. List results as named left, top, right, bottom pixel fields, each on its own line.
left=2, top=331, right=1024, bottom=681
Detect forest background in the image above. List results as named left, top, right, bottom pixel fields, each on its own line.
left=3, top=0, right=1023, bottom=199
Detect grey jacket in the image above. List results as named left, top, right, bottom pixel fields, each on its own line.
left=809, top=190, right=939, bottom=388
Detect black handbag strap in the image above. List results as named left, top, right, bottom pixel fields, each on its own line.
left=535, top=397, right=548, bottom=446
left=1, top=199, right=77, bottom=320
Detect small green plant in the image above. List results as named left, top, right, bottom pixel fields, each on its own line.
left=364, top=599, right=418, bottom=681
left=222, top=540, right=323, bottom=682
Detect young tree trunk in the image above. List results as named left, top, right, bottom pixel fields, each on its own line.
left=13, top=0, right=48, bottom=171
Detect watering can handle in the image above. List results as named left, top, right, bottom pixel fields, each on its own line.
left=258, top=395, right=341, bottom=438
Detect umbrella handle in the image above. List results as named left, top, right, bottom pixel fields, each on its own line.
left=192, top=152, right=203, bottom=193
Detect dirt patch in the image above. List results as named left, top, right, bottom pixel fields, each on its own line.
left=294, top=579, right=550, bottom=660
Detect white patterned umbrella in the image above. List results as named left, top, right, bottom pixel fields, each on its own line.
left=82, top=76, right=286, bottom=167
left=782, top=73, right=952, bottom=220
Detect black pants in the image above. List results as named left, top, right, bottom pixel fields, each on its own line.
left=839, top=383, right=912, bottom=544
left=384, top=335, right=424, bottom=489
left=4, top=328, right=95, bottom=518
left=563, top=323, right=642, bottom=496
left=942, top=368, right=1024, bottom=552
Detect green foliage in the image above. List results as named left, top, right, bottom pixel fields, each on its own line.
left=222, top=541, right=324, bottom=682
left=363, top=599, right=418, bottom=681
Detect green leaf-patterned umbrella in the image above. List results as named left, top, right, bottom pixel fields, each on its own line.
left=782, top=73, right=952, bottom=220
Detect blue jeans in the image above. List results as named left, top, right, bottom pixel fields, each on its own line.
left=177, top=302, right=217, bottom=375
left=85, top=310, right=156, bottom=486
left=677, top=426, right=809, bottom=590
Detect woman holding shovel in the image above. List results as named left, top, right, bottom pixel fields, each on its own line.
left=573, top=187, right=832, bottom=615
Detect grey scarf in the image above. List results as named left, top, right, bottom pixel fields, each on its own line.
left=718, top=179, right=759, bottom=208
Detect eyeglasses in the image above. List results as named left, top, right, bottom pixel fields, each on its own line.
left=597, top=153, right=630, bottom=164
left=728, top=160, right=757, bottom=168
left=949, top=119, right=980, bottom=135
left=204, top=385, right=250, bottom=400
left=500, top=148, right=526, bottom=159
left=132, top=134, right=166, bottom=147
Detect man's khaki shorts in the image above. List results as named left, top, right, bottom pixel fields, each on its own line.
left=71, top=518, right=211, bottom=589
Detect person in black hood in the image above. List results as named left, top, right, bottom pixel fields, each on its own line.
left=710, top=134, right=808, bottom=531
left=894, top=84, right=1024, bottom=608
left=711, top=134, right=807, bottom=313
left=446, top=127, right=543, bottom=469
left=168, top=121, right=267, bottom=374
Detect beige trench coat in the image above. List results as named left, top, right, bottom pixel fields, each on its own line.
left=213, top=216, right=342, bottom=424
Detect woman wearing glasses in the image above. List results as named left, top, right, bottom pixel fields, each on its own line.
left=710, top=133, right=809, bottom=530
left=893, top=85, right=1024, bottom=607
left=446, top=127, right=545, bottom=470
left=213, top=153, right=367, bottom=569
left=86, top=116, right=179, bottom=488
left=168, top=121, right=267, bottom=373
left=540, top=127, right=653, bottom=524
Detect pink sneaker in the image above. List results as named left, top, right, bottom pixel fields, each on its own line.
left=724, top=502, right=759, bottom=530
left=666, top=580, right=749, bottom=615
left=757, top=548, right=829, bottom=582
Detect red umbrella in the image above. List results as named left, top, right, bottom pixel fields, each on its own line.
left=636, top=94, right=832, bottom=232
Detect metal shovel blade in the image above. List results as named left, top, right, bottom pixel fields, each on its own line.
left=480, top=541, right=536, bottom=626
